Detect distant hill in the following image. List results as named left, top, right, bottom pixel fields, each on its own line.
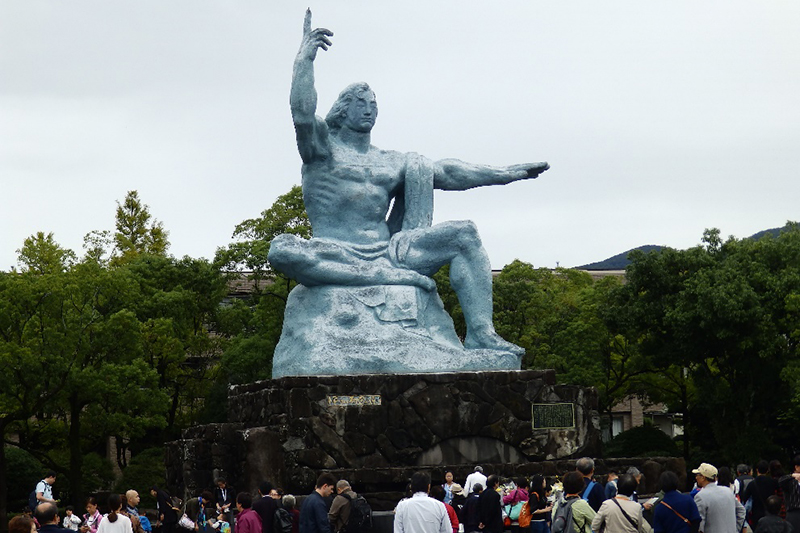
left=577, top=224, right=794, bottom=271
left=577, top=245, right=663, bottom=270
left=748, top=226, right=784, bottom=240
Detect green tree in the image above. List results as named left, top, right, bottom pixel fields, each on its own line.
left=214, top=186, right=311, bottom=384
left=16, top=232, right=76, bottom=274
left=113, top=191, right=169, bottom=263
left=607, top=224, right=800, bottom=462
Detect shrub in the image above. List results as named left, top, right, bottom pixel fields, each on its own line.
left=604, top=425, right=680, bottom=458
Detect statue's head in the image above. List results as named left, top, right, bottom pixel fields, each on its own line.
left=325, top=82, right=378, bottom=133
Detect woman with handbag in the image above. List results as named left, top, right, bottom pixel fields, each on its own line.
left=504, top=477, right=530, bottom=533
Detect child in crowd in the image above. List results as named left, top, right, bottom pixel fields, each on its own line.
left=63, top=506, right=82, bottom=531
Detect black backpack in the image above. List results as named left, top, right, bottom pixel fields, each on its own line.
left=273, top=508, right=292, bottom=533
left=341, top=493, right=372, bottom=533
left=29, top=480, right=47, bottom=511
left=28, top=489, right=39, bottom=511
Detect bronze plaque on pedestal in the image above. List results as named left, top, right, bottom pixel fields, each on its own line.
left=532, top=403, right=575, bottom=429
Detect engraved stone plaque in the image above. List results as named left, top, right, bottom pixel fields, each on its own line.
left=532, top=403, right=575, bottom=429
left=326, top=395, right=382, bottom=407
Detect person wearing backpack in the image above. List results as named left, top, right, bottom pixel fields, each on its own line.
left=253, top=481, right=278, bottom=533
left=576, top=458, right=607, bottom=512
left=592, top=474, right=653, bottom=533
left=552, top=472, right=596, bottom=533
left=281, top=496, right=300, bottom=533
left=328, top=480, right=358, bottom=533
left=743, top=461, right=780, bottom=528
left=32, top=472, right=59, bottom=510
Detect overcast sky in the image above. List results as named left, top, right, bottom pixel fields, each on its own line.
left=2, top=1, right=799, bottom=272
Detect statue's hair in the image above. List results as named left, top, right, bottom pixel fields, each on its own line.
left=325, top=82, right=375, bottom=130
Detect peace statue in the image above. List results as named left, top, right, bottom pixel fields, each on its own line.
left=268, top=11, right=549, bottom=377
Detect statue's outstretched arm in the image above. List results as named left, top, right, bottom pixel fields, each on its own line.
left=433, top=159, right=549, bottom=191
left=290, top=9, right=333, bottom=163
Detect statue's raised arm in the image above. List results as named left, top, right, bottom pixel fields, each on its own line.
left=290, top=9, right=333, bottom=163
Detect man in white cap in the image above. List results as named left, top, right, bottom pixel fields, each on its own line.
left=693, top=462, right=745, bottom=533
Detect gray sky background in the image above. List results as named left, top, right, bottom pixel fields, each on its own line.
left=2, top=1, right=799, bottom=271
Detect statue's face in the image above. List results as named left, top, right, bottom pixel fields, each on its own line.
left=343, top=91, right=378, bottom=133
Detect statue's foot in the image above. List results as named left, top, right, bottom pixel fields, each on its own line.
left=464, top=327, right=525, bottom=357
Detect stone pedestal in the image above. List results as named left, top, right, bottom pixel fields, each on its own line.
left=166, top=370, right=602, bottom=507
left=272, top=285, right=521, bottom=378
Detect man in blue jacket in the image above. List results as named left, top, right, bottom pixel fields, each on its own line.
left=576, top=457, right=607, bottom=512
left=300, top=473, right=337, bottom=533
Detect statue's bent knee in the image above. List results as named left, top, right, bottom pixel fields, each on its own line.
left=451, top=220, right=482, bottom=251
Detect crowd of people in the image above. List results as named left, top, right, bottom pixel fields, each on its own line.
left=11, top=456, right=800, bottom=533
left=408, top=457, right=800, bottom=533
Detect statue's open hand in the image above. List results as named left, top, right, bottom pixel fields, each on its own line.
left=299, top=9, right=333, bottom=61
left=507, top=162, right=550, bottom=181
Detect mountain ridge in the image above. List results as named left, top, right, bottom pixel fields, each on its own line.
left=577, top=224, right=790, bottom=270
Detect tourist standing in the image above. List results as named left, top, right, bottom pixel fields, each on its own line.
left=35, top=472, right=59, bottom=507
left=431, top=485, right=459, bottom=533
left=552, top=472, right=596, bottom=533
left=652, top=471, right=700, bottom=533
left=736, top=465, right=755, bottom=502
left=394, top=472, right=450, bottom=533
left=9, top=515, right=36, bottom=533
left=97, top=495, right=133, bottom=533
left=36, top=503, right=70, bottom=533
left=503, top=477, right=530, bottom=533
left=299, top=473, right=336, bottom=533
left=744, top=461, right=780, bottom=527
left=576, top=458, right=606, bottom=512
left=253, top=481, right=278, bottom=533
left=281, top=495, right=300, bottom=533
left=528, top=475, right=553, bottom=533
left=478, top=475, right=504, bottom=533
left=443, top=472, right=456, bottom=505
left=450, top=484, right=467, bottom=519
left=778, top=456, right=800, bottom=533
left=606, top=472, right=619, bottom=500
left=462, top=484, right=483, bottom=533
left=755, top=496, right=793, bottom=533
left=81, top=497, right=103, bottom=533
left=236, top=493, right=263, bottom=533
left=465, top=467, right=488, bottom=497
left=215, top=479, right=235, bottom=516
left=693, top=463, right=745, bottom=533
left=150, top=486, right=178, bottom=533
left=592, top=474, right=652, bottom=533
left=62, top=507, right=82, bottom=531
left=328, top=480, right=357, bottom=533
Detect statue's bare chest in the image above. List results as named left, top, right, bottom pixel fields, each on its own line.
left=326, top=146, right=403, bottom=191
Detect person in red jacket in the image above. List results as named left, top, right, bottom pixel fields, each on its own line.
left=431, top=485, right=460, bottom=533
left=235, top=493, right=263, bottom=533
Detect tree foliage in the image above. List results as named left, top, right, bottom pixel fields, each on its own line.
left=214, top=186, right=310, bottom=384
left=113, top=190, right=170, bottom=263
left=0, top=192, right=230, bottom=527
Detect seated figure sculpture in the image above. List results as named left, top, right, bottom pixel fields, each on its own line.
left=268, top=11, right=549, bottom=377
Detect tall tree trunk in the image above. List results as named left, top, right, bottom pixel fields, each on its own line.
left=69, top=393, right=83, bottom=507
